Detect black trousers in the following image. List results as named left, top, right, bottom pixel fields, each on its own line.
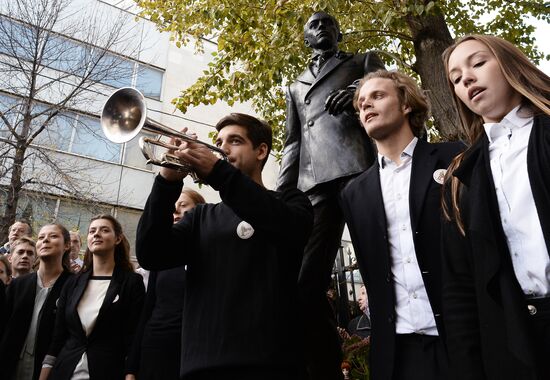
left=138, top=342, right=181, bottom=380
left=526, top=297, right=550, bottom=379
left=392, top=334, right=448, bottom=380
left=182, top=366, right=307, bottom=380
left=298, top=191, right=346, bottom=380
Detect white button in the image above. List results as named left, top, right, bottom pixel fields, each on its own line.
left=503, top=219, right=507, bottom=224
left=401, top=224, right=407, bottom=231
left=412, top=293, right=417, bottom=299
left=406, top=257, right=412, bottom=263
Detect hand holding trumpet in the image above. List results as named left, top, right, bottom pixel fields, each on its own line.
left=160, top=129, right=222, bottom=183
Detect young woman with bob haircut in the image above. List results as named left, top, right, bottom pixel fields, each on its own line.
left=40, top=215, right=145, bottom=380
left=441, top=34, right=550, bottom=380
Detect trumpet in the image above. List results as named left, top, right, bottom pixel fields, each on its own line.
left=100, top=87, right=227, bottom=179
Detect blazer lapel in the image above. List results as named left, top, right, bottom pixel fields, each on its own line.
left=409, top=139, right=437, bottom=230
left=70, top=270, right=92, bottom=339
left=304, top=53, right=353, bottom=99
left=363, top=164, right=387, bottom=233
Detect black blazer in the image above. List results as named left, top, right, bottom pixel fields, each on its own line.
left=0, top=271, right=72, bottom=380
left=442, top=114, right=550, bottom=380
left=341, top=139, right=463, bottom=380
left=277, top=51, right=385, bottom=193
left=47, top=266, right=145, bottom=380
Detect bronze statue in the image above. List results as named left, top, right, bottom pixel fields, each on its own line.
left=277, top=11, right=385, bottom=380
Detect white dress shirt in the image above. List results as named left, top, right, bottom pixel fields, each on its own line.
left=378, top=137, right=438, bottom=335
left=484, top=106, right=550, bottom=297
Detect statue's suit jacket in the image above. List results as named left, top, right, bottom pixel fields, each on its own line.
left=340, top=139, right=464, bottom=380
left=277, top=51, right=385, bottom=193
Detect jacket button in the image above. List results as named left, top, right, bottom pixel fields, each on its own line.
left=307, top=120, right=314, bottom=127
left=385, top=274, right=391, bottom=283
left=528, top=304, right=537, bottom=315
left=305, top=98, right=311, bottom=105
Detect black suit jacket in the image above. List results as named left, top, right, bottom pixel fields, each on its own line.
left=341, top=139, right=463, bottom=380
left=277, top=51, right=385, bottom=194
left=0, top=271, right=72, bottom=380
left=47, top=266, right=145, bottom=380
left=442, top=114, right=550, bottom=380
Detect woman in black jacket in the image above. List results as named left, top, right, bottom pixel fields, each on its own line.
left=441, top=35, right=550, bottom=380
left=0, top=224, right=72, bottom=380
left=127, top=188, right=205, bottom=380
left=40, top=215, right=145, bottom=380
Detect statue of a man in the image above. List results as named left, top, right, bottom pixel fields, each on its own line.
left=276, top=11, right=385, bottom=380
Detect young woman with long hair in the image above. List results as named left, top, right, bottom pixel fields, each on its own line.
left=0, top=224, right=72, bottom=380
left=40, top=215, right=145, bottom=380
left=441, top=35, right=550, bottom=380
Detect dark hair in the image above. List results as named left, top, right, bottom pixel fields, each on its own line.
left=215, top=113, right=272, bottom=168
left=353, top=70, right=430, bottom=137
left=304, top=11, right=341, bottom=33
left=181, top=188, right=206, bottom=205
left=82, top=214, right=134, bottom=273
left=38, top=223, right=71, bottom=272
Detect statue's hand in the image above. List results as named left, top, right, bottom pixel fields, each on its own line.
left=324, top=88, right=353, bottom=115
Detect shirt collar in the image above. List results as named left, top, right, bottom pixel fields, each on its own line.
left=483, top=105, right=534, bottom=143
left=377, top=137, right=418, bottom=168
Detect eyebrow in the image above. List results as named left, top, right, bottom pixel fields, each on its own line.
left=448, top=50, right=488, bottom=75
left=216, top=133, right=245, bottom=143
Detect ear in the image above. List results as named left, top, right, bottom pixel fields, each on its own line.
left=255, top=143, right=269, bottom=163
left=402, top=104, right=412, bottom=115
left=115, top=235, right=122, bottom=245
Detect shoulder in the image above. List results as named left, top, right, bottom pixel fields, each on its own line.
left=8, top=272, right=36, bottom=289
left=342, top=165, right=378, bottom=197
left=429, top=141, right=466, bottom=160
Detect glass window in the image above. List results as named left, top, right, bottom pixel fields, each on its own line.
left=31, top=106, right=74, bottom=151
left=123, top=131, right=154, bottom=170
left=0, top=17, right=34, bottom=61
left=136, top=65, right=163, bottom=99
left=0, top=94, right=20, bottom=139
left=44, top=36, right=88, bottom=76
left=15, top=193, right=58, bottom=235
left=56, top=199, right=111, bottom=250
left=115, top=208, right=142, bottom=259
left=71, top=115, right=121, bottom=162
left=92, top=52, right=134, bottom=88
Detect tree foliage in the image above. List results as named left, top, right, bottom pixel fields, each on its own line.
left=136, top=0, right=549, bottom=150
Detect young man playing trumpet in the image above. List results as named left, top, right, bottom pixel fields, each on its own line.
left=136, top=113, right=313, bottom=380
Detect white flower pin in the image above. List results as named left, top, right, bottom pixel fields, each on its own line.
left=433, top=169, right=447, bottom=185
left=236, top=221, right=254, bottom=240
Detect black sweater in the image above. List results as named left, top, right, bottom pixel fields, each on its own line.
left=136, top=160, right=313, bottom=377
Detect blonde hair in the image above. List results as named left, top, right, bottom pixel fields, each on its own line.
left=353, top=70, right=430, bottom=137
left=441, top=35, right=550, bottom=234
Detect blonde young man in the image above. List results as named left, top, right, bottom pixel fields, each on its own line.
left=340, top=71, right=463, bottom=380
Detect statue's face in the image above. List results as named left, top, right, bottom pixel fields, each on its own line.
left=304, top=12, right=340, bottom=51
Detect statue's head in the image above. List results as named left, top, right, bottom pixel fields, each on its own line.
left=303, top=11, right=342, bottom=51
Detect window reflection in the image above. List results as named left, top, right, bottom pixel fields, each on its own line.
left=136, top=65, right=163, bottom=100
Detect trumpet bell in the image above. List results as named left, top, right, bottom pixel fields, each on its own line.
left=101, top=87, right=147, bottom=144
